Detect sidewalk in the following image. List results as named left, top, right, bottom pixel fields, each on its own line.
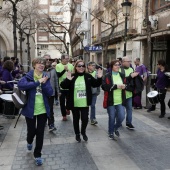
left=0, top=90, right=170, bottom=170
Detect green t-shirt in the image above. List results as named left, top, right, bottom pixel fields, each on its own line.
left=56, top=63, right=74, bottom=87
left=34, top=73, right=46, bottom=115
left=89, top=71, right=96, bottom=78
left=74, top=76, right=87, bottom=107
left=119, top=67, right=133, bottom=99
left=112, top=74, right=123, bottom=105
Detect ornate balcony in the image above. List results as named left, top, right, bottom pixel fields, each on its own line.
left=101, top=27, right=137, bottom=42
left=104, top=0, right=112, bottom=8
left=74, top=0, right=82, bottom=3
left=92, top=0, right=104, bottom=17
left=73, top=13, right=81, bottom=23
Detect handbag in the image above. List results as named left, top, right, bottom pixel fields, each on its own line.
left=12, top=87, right=27, bottom=109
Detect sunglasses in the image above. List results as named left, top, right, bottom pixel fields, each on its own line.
left=46, top=59, right=54, bottom=62
left=77, top=65, right=85, bottom=68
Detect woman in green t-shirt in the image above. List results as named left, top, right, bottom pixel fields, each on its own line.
left=60, top=60, right=103, bottom=142
left=102, top=60, right=138, bottom=140
left=18, top=58, right=53, bottom=166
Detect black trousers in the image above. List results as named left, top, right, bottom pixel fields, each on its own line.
left=72, top=107, right=89, bottom=135
left=59, top=90, right=69, bottom=116
left=47, top=96, right=55, bottom=125
left=151, top=89, right=167, bottom=115
left=25, top=114, right=47, bottom=158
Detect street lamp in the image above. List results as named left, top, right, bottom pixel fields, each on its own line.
left=66, top=42, right=70, bottom=55
left=79, top=32, right=85, bottom=41
left=121, top=0, right=132, bottom=57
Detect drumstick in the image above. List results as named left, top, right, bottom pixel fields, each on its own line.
left=6, top=81, right=18, bottom=83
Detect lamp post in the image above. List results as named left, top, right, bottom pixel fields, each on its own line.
left=66, top=42, right=70, bottom=55
left=121, top=0, right=132, bottom=57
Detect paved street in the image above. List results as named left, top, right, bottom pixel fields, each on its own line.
left=0, top=90, right=170, bottom=170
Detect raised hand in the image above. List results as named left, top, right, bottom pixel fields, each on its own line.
left=97, top=68, right=103, bottom=78
left=66, top=71, right=74, bottom=80
left=131, top=72, right=139, bottom=78
left=64, top=65, right=68, bottom=71
left=39, top=76, right=48, bottom=84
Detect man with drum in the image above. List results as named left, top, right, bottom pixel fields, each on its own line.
left=147, top=59, right=169, bottom=118
left=119, top=56, right=135, bottom=129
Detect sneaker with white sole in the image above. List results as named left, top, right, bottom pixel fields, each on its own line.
left=109, top=134, right=114, bottom=140
left=49, top=124, right=56, bottom=132
left=91, top=119, right=98, bottom=125
left=126, top=123, right=135, bottom=130
left=35, top=157, right=43, bottom=166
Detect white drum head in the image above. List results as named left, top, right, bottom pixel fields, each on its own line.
left=165, top=72, right=170, bottom=77
left=0, top=94, right=13, bottom=101
left=147, top=91, right=158, bottom=98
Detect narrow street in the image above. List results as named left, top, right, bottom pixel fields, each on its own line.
left=0, top=90, right=170, bottom=170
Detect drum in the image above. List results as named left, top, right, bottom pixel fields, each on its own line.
left=147, top=91, right=159, bottom=105
left=165, top=72, right=170, bottom=77
left=0, top=94, right=19, bottom=116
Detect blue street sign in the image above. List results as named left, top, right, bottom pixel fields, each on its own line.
left=84, top=46, right=102, bottom=52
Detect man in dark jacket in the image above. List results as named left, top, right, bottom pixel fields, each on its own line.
left=87, top=62, right=100, bottom=125
left=43, top=55, right=60, bottom=131
left=119, top=57, right=135, bottom=129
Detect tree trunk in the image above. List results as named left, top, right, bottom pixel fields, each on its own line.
left=26, top=34, right=31, bottom=71
left=19, top=32, right=23, bottom=65
left=145, top=0, right=152, bottom=108
left=13, top=4, right=17, bottom=58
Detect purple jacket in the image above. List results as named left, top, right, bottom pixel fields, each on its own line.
left=1, top=69, right=14, bottom=90
left=156, top=69, right=169, bottom=89
left=18, top=70, right=53, bottom=119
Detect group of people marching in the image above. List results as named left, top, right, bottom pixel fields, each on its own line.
left=0, top=56, right=23, bottom=129
left=0, top=54, right=169, bottom=166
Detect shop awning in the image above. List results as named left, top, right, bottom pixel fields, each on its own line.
left=133, top=30, right=170, bottom=41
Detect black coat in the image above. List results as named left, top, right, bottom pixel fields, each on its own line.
left=60, top=72, right=102, bottom=110
left=102, top=72, right=125, bottom=108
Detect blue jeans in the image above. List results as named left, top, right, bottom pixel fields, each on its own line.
left=90, top=94, right=97, bottom=120
left=124, top=97, right=132, bottom=124
left=107, top=104, right=125, bottom=134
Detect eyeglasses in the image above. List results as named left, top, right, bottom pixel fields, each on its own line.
left=46, top=59, right=54, bottom=62
left=114, top=64, right=120, bottom=66
left=77, top=65, right=85, bottom=68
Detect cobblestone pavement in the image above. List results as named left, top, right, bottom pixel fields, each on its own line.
left=0, top=90, right=170, bottom=170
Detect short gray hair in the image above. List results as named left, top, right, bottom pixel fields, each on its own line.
left=43, top=54, right=51, bottom=59
left=61, top=54, right=69, bottom=60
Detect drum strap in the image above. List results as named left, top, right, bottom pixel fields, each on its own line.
left=14, top=113, right=21, bottom=128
